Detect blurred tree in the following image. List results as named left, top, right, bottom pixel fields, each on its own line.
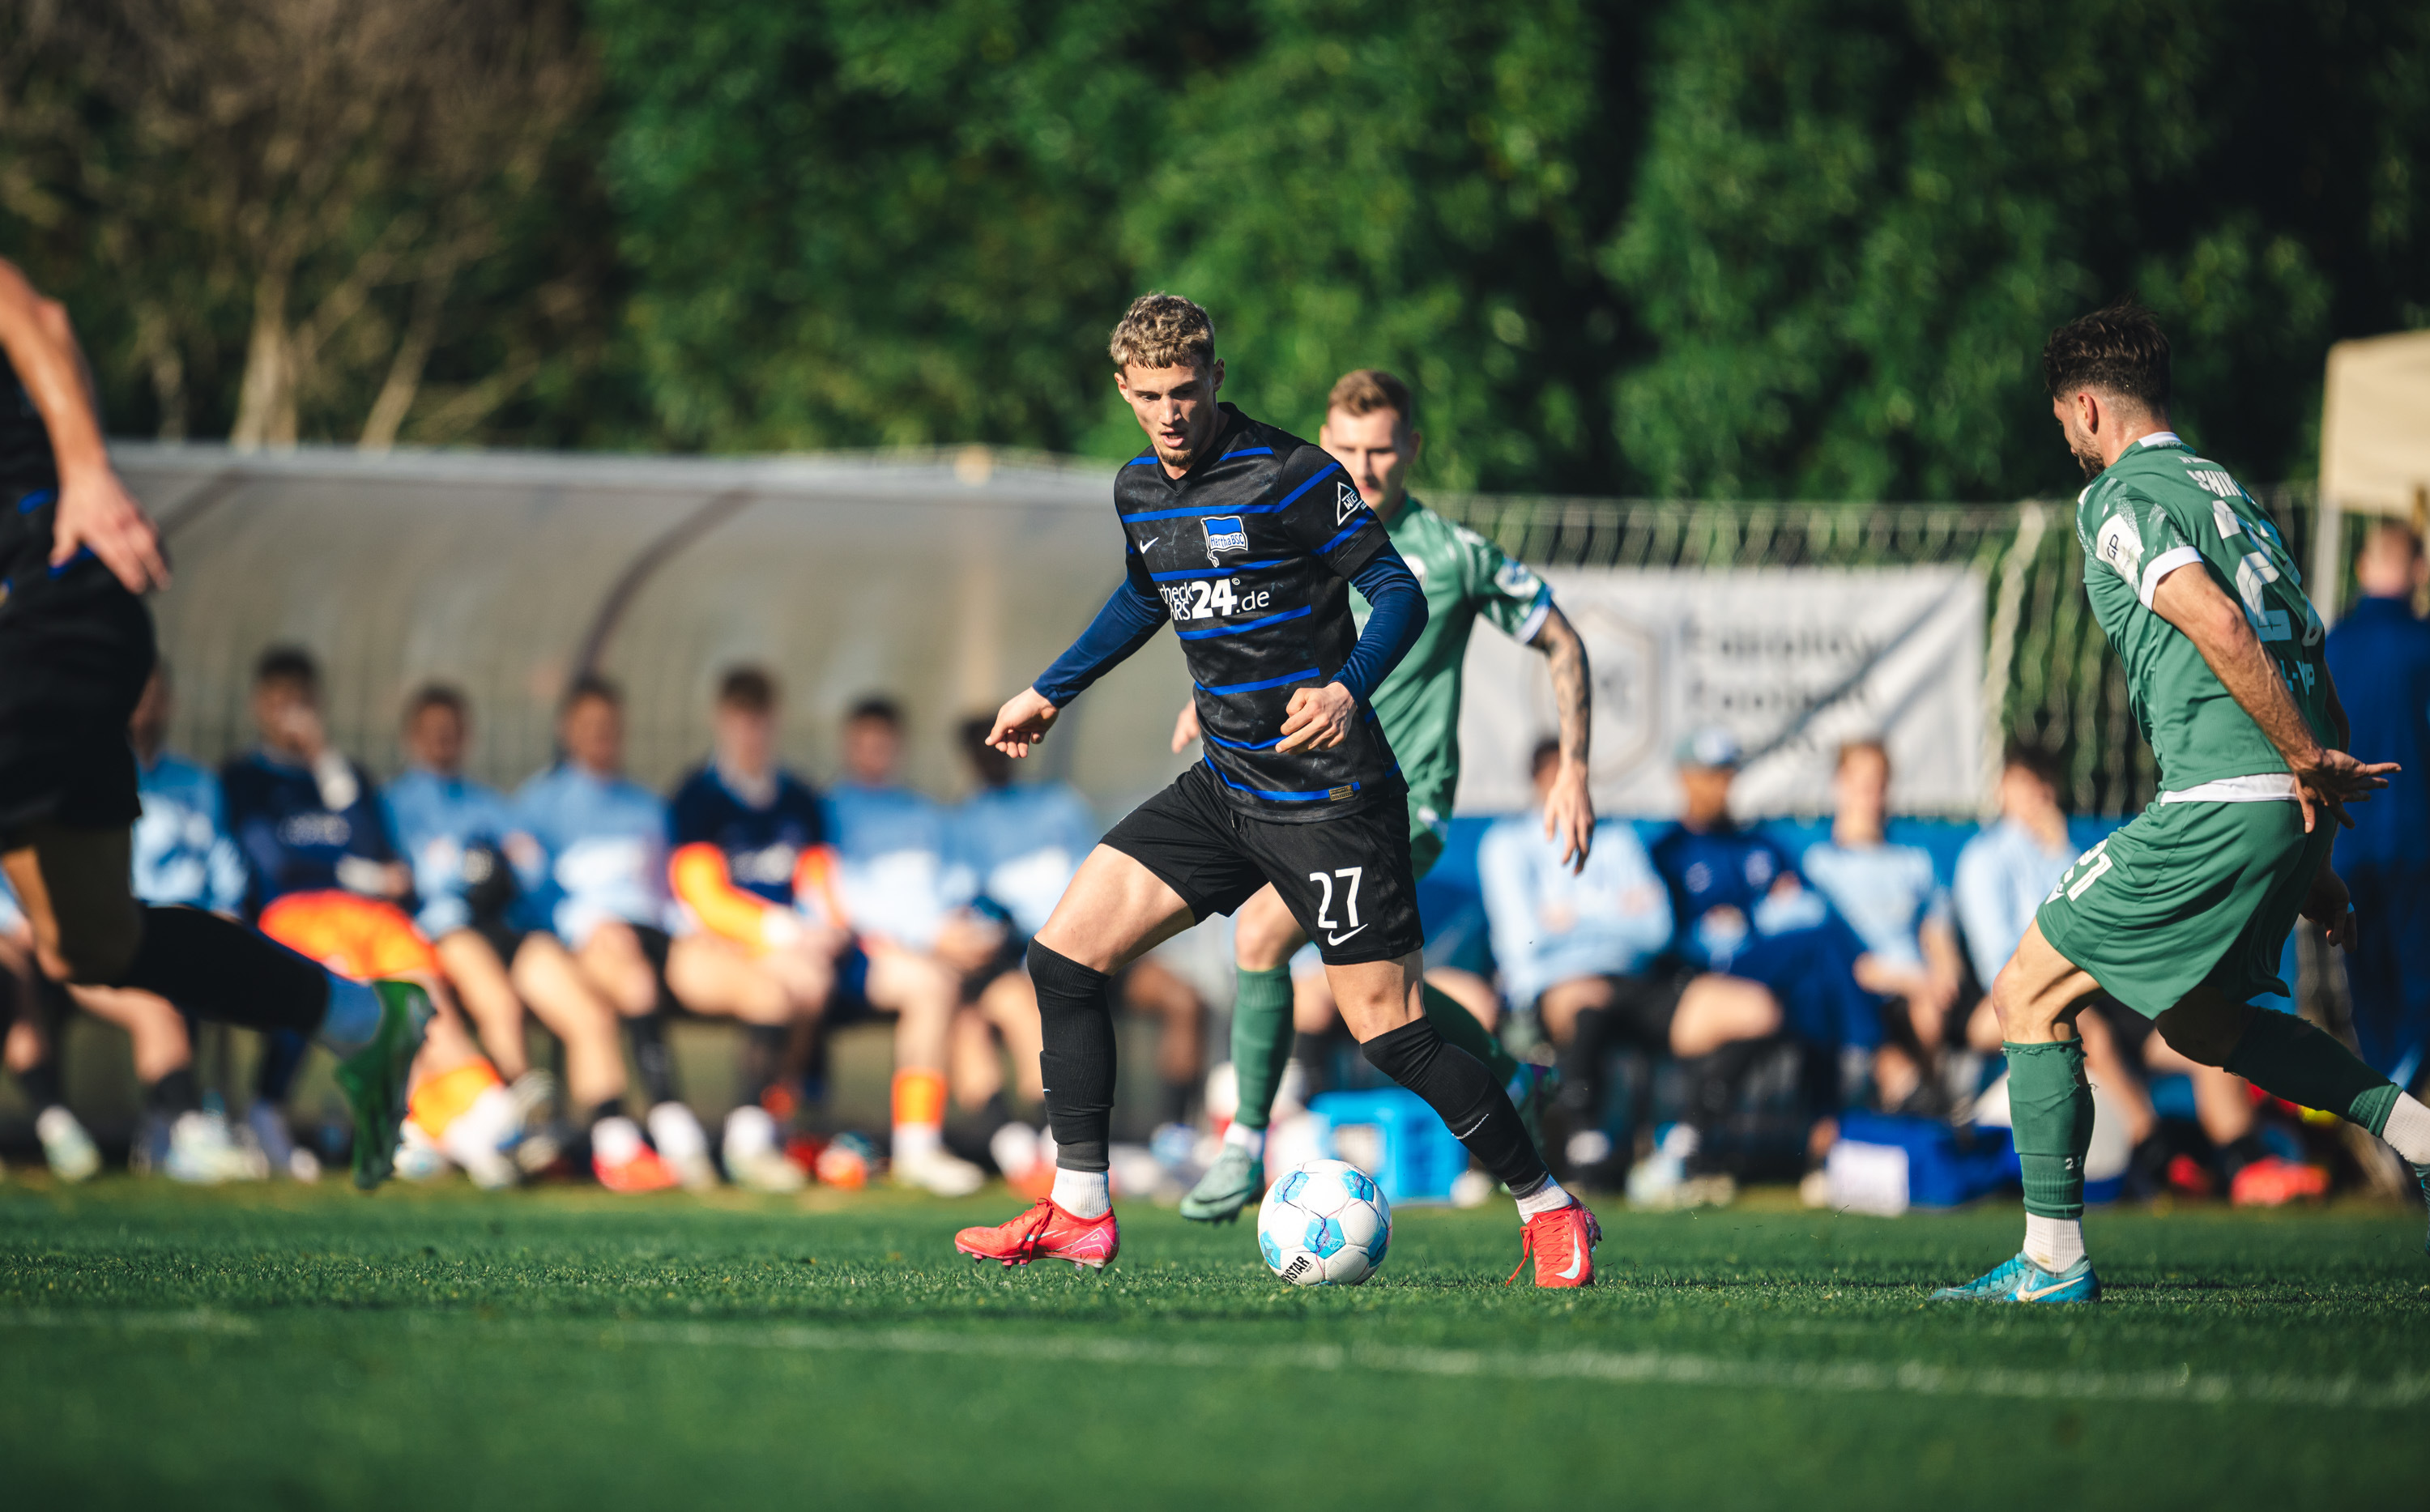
left=0, top=0, right=603, bottom=448
left=1116, top=0, right=1646, bottom=492
left=1605, top=0, right=2430, bottom=500
left=594, top=0, right=1246, bottom=453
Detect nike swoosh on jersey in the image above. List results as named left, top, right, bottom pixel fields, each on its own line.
left=1326, top=924, right=1370, bottom=947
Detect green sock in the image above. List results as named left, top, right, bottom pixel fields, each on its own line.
left=1229, top=965, right=1296, bottom=1131
left=1422, top=981, right=1519, bottom=1087
left=2006, top=1040, right=2093, bottom=1220
left=2222, top=1008, right=2400, bottom=1134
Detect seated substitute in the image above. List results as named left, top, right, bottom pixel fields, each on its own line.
left=809, top=695, right=986, bottom=1196
left=1799, top=738, right=1965, bottom=1109
left=220, top=644, right=412, bottom=1177
left=384, top=682, right=670, bottom=1193
left=1480, top=739, right=1780, bottom=1208
left=663, top=665, right=839, bottom=1193
left=515, top=674, right=724, bottom=1189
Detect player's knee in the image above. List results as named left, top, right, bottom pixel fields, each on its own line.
left=1987, top=961, right=2059, bottom=1041
left=1233, top=904, right=1302, bottom=972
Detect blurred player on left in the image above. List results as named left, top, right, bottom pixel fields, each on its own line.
left=0, top=258, right=427, bottom=1188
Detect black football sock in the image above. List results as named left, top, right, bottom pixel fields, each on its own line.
left=1154, top=1075, right=1192, bottom=1129
left=1553, top=1006, right=1613, bottom=1126
left=1682, top=1038, right=1766, bottom=1164
left=15, top=1056, right=63, bottom=1112
left=1360, top=1017, right=1551, bottom=1196
left=739, top=1024, right=789, bottom=1106
left=624, top=1013, right=679, bottom=1107
left=113, top=906, right=330, bottom=1033
left=2217, top=1131, right=2269, bottom=1182
left=1028, top=939, right=1115, bottom=1173
left=147, top=1067, right=202, bottom=1118
left=254, top=1030, right=309, bottom=1104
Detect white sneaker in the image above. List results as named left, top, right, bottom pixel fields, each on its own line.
left=893, top=1144, right=986, bottom=1198
left=438, top=1084, right=523, bottom=1190
left=164, top=1112, right=261, bottom=1185
left=395, top=1122, right=450, bottom=1182
left=646, top=1101, right=719, bottom=1190
left=1626, top=1123, right=1734, bottom=1209
left=35, top=1106, right=100, bottom=1183
left=722, top=1105, right=805, bottom=1193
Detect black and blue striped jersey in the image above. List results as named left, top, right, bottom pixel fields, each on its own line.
left=1117, top=404, right=1405, bottom=821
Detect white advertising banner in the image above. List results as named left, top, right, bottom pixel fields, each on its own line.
left=1455, top=566, right=1988, bottom=817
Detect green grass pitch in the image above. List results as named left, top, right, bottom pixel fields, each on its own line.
left=3, top=1178, right=2424, bottom=1510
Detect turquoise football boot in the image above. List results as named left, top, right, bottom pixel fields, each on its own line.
left=1179, top=1143, right=1264, bottom=1224
left=332, top=979, right=433, bottom=1191
left=1929, top=1250, right=2100, bottom=1304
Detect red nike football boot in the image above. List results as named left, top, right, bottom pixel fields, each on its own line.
left=954, top=1198, right=1119, bottom=1270
left=1507, top=1199, right=1602, bottom=1288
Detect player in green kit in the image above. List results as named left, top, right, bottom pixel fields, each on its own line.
left=1177, top=368, right=1595, bottom=1222
left=1935, top=305, right=2430, bottom=1304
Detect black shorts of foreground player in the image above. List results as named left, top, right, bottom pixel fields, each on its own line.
left=952, top=294, right=1598, bottom=1286
left=0, top=258, right=426, bottom=1190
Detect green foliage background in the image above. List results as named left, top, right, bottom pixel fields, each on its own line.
left=8, top=0, right=2428, bottom=500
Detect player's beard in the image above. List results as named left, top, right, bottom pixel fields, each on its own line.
left=2068, top=425, right=2104, bottom=479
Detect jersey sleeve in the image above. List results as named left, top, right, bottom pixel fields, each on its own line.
left=1273, top=445, right=1388, bottom=578
left=669, top=841, right=789, bottom=950
left=1457, top=522, right=1554, bottom=641
left=2086, top=482, right=2202, bottom=609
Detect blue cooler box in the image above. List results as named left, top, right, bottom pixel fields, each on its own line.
left=1834, top=1112, right=2019, bottom=1209
left=1307, top=1088, right=1467, bottom=1205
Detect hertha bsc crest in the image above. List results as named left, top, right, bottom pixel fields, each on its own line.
left=1204, top=515, right=1248, bottom=564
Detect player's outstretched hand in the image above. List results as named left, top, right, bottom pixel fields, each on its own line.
left=2289, top=747, right=2398, bottom=833
left=53, top=466, right=169, bottom=594
left=1277, top=682, right=1358, bottom=754
left=1170, top=700, right=1200, bottom=754
left=2301, top=863, right=2357, bottom=949
left=1541, top=756, right=1595, bottom=874
left=987, top=687, right=1061, bottom=759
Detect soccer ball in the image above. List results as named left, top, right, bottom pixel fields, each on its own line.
left=1256, top=1158, right=1392, bottom=1286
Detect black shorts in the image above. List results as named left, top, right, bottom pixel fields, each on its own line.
left=1577, top=966, right=1697, bottom=1050
left=1101, top=763, right=1422, bottom=967
left=0, top=482, right=156, bottom=845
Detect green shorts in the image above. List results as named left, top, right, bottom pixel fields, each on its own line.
left=2034, top=798, right=2331, bottom=1019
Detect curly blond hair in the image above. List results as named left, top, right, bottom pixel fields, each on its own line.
left=1108, top=292, right=1215, bottom=373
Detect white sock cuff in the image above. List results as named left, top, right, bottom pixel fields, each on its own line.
left=2381, top=1091, right=2430, bottom=1167
left=1222, top=1122, right=1265, bottom=1157
left=1513, top=1176, right=1574, bottom=1220
left=1051, top=1167, right=1111, bottom=1219
left=2023, top=1213, right=2087, bottom=1271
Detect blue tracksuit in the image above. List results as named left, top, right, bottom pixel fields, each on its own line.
left=514, top=763, right=672, bottom=947
left=949, top=781, right=1098, bottom=939
left=667, top=763, right=828, bottom=907
left=219, top=749, right=399, bottom=917
left=1648, top=822, right=1880, bottom=1050
left=133, top=752, right=248, bottom=913
left=2326, top=594, right=2430, bottom=1087
left=382, top=766, right=535, bottom=940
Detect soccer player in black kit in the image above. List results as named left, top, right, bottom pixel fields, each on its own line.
left=0, top=258, right=428, bottom=1188
left=954, top=294, right=1600, bottom=1285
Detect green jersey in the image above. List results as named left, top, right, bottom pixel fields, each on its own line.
left=1349, top=497, right=1552, bottom=820
left=2075, top=433, right=2331, bottom=791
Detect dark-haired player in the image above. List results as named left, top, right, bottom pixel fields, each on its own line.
left=1934, top=303, right=2428, bottom=1304
left=953, top=294, right=1597, bottom=1284
left=0, top=257, right=425, bottom=1190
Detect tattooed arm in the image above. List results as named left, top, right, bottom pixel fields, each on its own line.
left=1528, top=603, right=1594, bottom=871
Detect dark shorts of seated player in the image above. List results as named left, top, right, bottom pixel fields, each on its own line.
left=1102, top=763, right=1424, bottom=968
left=1537, top=965, right=1695, bottom=1049
left=0, top=485, right=158, bottom=844
left=2035, top=797, right=2334, bottom=1020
